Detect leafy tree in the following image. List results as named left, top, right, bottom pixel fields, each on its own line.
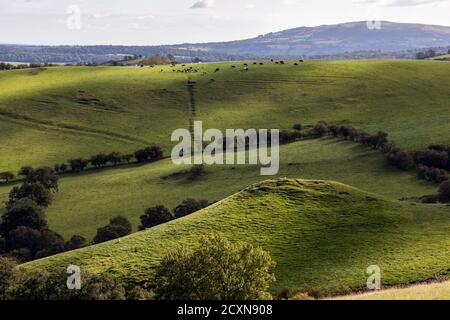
left=78, top=273, right=126, bottom=300
left=173, top=199, right=207, bottom=219
left=8, top=183, right=53, bottom=207
left=438, top=180, right=450, bottom=203
left=387, top=150, right=413, bottom=170
left=25, top=167, right=59, bottom=191
left=0, top=198, right=47, bottom=236
left=108, top=152, right=123, bottom=165
left=134, top=146, right=163, bottom=163
left=414, top=149, right=448, bottom=169
left=68, top=158, right=89, bottom=172
left=0, top=257, right=17, bottom=299
left=18, top=166, right=33, bottom=177
left=93, top=216, right=132, bottom=244
left=292, top=123, right=302, bottom=131
left=6, top=226, right=41, bottom=256
left=90, top=154, right=109, bottom=168
left=153, top=234, right=276, bottom=300
left=65, top=235, right=87, bottom=251
left=139, top=205, right=173, bottom=230
left=0, top=172, right=15, bottom=183
left=34, top=229, right=65, bottom=259
left=313, top=121, right=328, bottom=137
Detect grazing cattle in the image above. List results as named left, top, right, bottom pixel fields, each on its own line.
left=244, top=67, right=249, bottom=72
left=280, top=61, right=285, bottom=64
left=253, top=62, right=257, bottom=65
left=270, top=59, right=274, bottom=62
left=215, top=68, right=220, bottom=72
left=275, top=61, right=279, bottom=64
left=231, top=65, right=236, bottom=68
left=243, top=63, right=248, bottom=66
left=299, top=59, right=304, bottom=63
left=259, top=62, right=264, bottom=65
left=294, top=63, right=299, bottom=66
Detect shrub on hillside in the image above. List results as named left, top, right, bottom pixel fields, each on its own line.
left=139, top=205, right=173, bottom=230
left=414, top=149, right=449, bottom=169
left=173, top=199, right=209, bottom=219
left=417, top=165, right=449, bottom=183
left=0, top=172, right=15, bottom=183
left=135, top=146, right=164, bottom=163
left=8, top=183, right=53, bottom=208
left=0, top=198, right=47, bottom=236
left=94, top=216, right=132, bottom=244
left=438, top=180, right=450, bottom=203
left=153, top=234, right=275, bottom=300
left=68, top=158, right=89, bottom=172
left=65, top=235, right=87, bottom=251
left=0, top=257, right=17, bottom=299
left=312, top=121, right=328, bottom=137
left=25, top=167, right=59, bottom=191
left=386, top=150, right=413, bottom=170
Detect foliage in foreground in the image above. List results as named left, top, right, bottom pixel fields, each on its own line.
left=154, top=234, right=276, bottom=300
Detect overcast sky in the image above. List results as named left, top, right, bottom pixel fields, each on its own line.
left=0, top=0, right=449, bottom=45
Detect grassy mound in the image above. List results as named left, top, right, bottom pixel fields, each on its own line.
left=23, top=179, right=450, bottom=294
left=0, top=138, right=436, bottom=239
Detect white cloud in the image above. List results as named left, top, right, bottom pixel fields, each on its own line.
left=357, top=0, right=449, bottom=6
left=388, top=0, right=448, bottom=6
left=190, top=0, right=215, bottom=9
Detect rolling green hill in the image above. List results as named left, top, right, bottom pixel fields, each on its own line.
left=23, top=179, right=450, bottom=294
left=0, top=138, right=437, bottom=239
left=1, top=59, right=450, bottom=172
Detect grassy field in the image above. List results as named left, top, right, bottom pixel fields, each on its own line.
left=335, top=281, right=450, bottom=300
left=1, top=60, right=450, bottom=172
left=2, top=60, right=450, bottom=298
left=23, top=178, right=450, bottom=294
left=0, top=138, right=437, bottom=239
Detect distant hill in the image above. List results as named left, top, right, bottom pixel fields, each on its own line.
left=191, top=21, right=450, bottom=57
left=1, top=21, right=450, bottom=63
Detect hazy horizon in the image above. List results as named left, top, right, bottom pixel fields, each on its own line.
left=1, top=0, right=449, bottom=46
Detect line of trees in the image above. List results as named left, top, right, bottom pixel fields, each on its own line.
left=313, top=121, right=450, bottom=203
left=0, top=145, right=164, bottom=184
left=91, top=198, right=212, bottom=245
left=64, top=145, right=163, bottom=173
left=0, top=62, right=57, bottom=71
left=0, top=167, right=86, bottom=262
left=139, top=199, right=211, bottom=231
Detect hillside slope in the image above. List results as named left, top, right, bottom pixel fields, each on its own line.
left=0, top=138, right=437, bottom=239
left=24, top=179, right=450, bottom=294
left=335, top=281, right=450, bottom=300
left=1, top=60, right=450, bottom=172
